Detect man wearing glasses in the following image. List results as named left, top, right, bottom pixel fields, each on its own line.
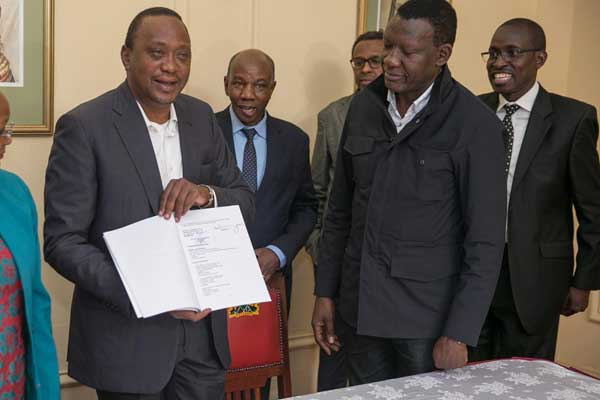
left=306, top=30, right=383, bottom=391
left=470, top=18, right=600, bottom=361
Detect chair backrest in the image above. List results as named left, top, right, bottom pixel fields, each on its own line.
left=225, top=272, right=292, bottom=399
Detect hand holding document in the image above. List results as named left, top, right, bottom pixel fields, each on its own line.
left=103, top=206, right=270, bottom=318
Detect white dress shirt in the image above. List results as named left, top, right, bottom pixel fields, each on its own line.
left=387, top=81, right=435, bottom=133
left=137, top=102, right=182, bottom=189
left=136, top=102, right=218, bottom=207
left=497, top=82, right=540, bottom=209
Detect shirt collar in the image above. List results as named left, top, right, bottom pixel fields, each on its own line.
left=136, top=102, right=178, bottom=136
left=498, top=81, right=540, bottom=113
left=386, top=80, right=435, bottom=117
left=229, top=105, right=268, bottom=139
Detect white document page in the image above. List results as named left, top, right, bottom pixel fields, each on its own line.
left=104, top=216, right=199, bottom=318
left=177, top=206, right=270, bottom=310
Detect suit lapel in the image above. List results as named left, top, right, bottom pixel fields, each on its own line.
left=112, top=83, right=163, bottom=214
left=512, top=87, right=553, bottom=190
left=258, top=115, right=281, bottom=195
left=218, top=109, right=236, bottom=158
left=176, top=99, right=205, bottom=183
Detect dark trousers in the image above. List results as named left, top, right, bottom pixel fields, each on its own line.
left=468, top=246, right=559, bottom=362
left=339, top=317, right=436, bottom=385
left=97, top=318, right=226, bottom=400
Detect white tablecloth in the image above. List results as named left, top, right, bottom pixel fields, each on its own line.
left=289, top=359, right=600, bottom=399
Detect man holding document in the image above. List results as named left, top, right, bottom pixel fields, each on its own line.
left=44, top=7, right=253, bottom=400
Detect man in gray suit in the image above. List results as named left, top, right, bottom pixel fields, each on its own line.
left=44, top=7, right=253, bottom=400
left=305, top=30, right=383, bottom=391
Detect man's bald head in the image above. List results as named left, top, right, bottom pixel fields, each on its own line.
left=226, top=49, right=275, bottom=82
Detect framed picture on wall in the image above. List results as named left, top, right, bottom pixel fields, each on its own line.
left=1, top=0, right=53, bottom=135
left=357, top=0, right=451, bottom=34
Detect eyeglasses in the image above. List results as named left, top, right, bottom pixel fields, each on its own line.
left=0, top=122, right=13, bottom=138
left=481, top=48, right=542, bottom=63
left=350, top=56, right=383, bottom=69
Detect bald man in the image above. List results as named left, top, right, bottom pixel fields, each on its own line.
left=216, top=49, right=317, bottom=398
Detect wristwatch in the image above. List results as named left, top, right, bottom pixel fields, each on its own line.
left=199, top=184, right=215, bottom=208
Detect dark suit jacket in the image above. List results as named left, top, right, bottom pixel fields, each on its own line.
left=315, top=67, right=507, bottom=346
left=480, top=87, right=600, bottom=334
left=44, top=82, right=254, bottom=393
left=215, top=109, right=317, bottom=274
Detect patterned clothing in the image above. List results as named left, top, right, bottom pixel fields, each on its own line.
left=0, top=237, right=25, bottom=399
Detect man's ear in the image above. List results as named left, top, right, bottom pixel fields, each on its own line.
left=223, top=75, right=229, bottom=96
left=121, top=45, right=131, bottom=71
left=536, top=50, right=547, bottom=70
left=436, top=43, right=453, bottom=67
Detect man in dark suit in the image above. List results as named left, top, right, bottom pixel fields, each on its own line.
left=216, top=48, right=317, bottom=399
left=44, top=8, right=253, bottom=399
left=216, top=49, right=317, bottom=306
left=312, top=0, right=507, bottom=384
left=306, top=30, right=383, bottom=392
left=470, top=18, right=600, bottom=362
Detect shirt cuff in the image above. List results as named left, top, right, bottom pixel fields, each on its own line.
left=266, top=245, right=286, bottom=269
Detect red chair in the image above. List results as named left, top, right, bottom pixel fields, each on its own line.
left=225, top=272, right=292, bottom=399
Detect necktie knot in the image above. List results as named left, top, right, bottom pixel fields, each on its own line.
left=242, top=128, right=257, bottom=141
left=503, top=103, right=520, bottom=117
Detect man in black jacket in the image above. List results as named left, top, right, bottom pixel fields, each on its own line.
left=470, top=18, right=600, bottom=361
left=312, top=0, right=506, bottom=383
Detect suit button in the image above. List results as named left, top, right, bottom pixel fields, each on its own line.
left=415, top=118, right=421, bottom=124
left=419, top=159, right=425, bottom=166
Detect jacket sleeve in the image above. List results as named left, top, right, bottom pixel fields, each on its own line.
left=305, top=109, right=333, bottom=262
left=271, top=133, right=318, bottom=263
left=44, top=112, right=135, bottom=317
left=442, top=117, right=507, bottom=346
left=570, top=105, right=600, bottom=289
left=314, top=115, right=355, bottom=298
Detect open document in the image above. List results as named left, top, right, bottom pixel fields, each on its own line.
left=103, top=206, right=270, bottom=318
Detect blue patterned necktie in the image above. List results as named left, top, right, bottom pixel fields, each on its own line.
left=502, top=104, right=520, bottom=174
left=241, top=128, right=258, bottom=192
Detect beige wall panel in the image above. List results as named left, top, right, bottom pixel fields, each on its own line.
left=555, top=0, right=600, bottom=378
left=184, top=0, right=254, bottom=109
left=533, top=0, right=575, bottom=94
left=253, top=0, right=357, bottom=137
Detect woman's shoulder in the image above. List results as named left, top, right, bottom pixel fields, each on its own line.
left=0, top=169, right=31, bottom=197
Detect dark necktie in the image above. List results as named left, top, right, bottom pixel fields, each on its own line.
left=502, top=104, right=520, bottom=174
left=241, top=128, right=257, bottom=192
